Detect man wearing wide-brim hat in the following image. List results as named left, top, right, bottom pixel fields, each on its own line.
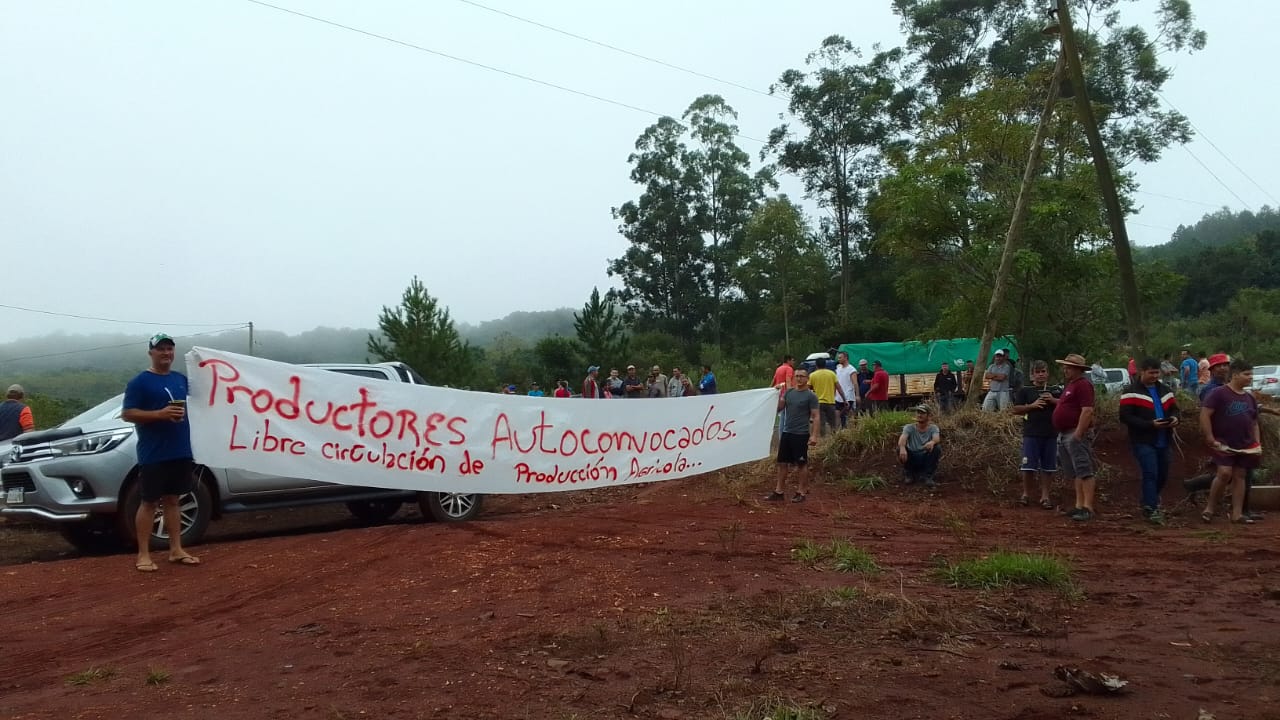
left=1052, top=353, right=1098, bottom=522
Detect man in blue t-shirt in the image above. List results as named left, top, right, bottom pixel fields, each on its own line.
left=699, top=364, right=717, bottom=395
left=1179, top=349, right=1199, bottom=395
left=123, top=333, right=199, bottom=572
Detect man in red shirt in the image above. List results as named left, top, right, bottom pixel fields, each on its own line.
left=867, top=360, right=891, bottom=414
left=1053, top=353, right=1097, bottom=521
left=772, top=355, right=796, bottom=393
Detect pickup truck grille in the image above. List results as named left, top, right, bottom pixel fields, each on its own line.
left=9, top=442, right=54, bottom=465
left=2, top=471, right=37, bottom=492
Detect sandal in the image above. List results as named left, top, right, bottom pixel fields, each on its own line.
left=1200, top=510, right=1214, bottom=524
left=135, top=560, right=158, bottom=573
left=1232, top=516, right=1256, bottom=525
left=765, top=491, right=785, bottom=502
left=1040, top=498, right=1054, bottom=510
left=1018, top=495, right=1030, bottom=507
left=792, top=493, right=806, bottom=503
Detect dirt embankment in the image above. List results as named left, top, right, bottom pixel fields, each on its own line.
left=0, top=424, right=1277, bottom=720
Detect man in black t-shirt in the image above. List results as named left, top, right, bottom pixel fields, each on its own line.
left=622, top=365, right=645, bottom=398
left=1010, top=360, right=1061, bottom=509
left=933, top=362, right=959, bottom=414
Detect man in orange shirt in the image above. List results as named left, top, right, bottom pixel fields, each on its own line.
left=0, top=384, right=35, bottom=440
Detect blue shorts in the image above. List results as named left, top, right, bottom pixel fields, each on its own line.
left=1020, top=436, right=1058, bottom=473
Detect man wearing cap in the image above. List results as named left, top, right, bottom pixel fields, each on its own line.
left=867, top=360, right=890, bottom=414
left=1119, top=358, right=1181, bottom=523
left=122, top=334, right=199, bottom=571
left=1053, top=353, right=1098, bottom=522
left=527, top=382, right=545, bottom=398
left=582, top=366, right=601, bottom=399
left=856, top=360, right=873, bottom=413
left=982, top=349, right=1014, bottom=412
left=650, top=365, right=669, bottom=398
left=622, top=365, right=645, bottom=398
left=1197, top=353, right=1231, bottom=403
left=0, top=384, right=36, bottom=441
left=897, top=405, right=942, bottom=489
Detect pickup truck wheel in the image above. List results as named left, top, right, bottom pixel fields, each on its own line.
left=118, top=471, right=214, bottom=551
left=58, top=520, right=122, bottom=555
left=345, top=499, right=403, bottom=523
left=418, top=492, right=483, bottom=522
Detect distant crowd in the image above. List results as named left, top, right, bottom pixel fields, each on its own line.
left=498, top=364, right=720, bottom=399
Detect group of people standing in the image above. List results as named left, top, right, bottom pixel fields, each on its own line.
left=579, top=363, right=716, bottom=399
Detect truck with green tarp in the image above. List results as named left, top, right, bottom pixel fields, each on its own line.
left=835, top=336, right=1020, bottom=403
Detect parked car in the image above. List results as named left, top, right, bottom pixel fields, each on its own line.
left=0, top=362, right=483, bottom=553
left=1101, top=367, right=1130, bottom=395
left=1252, top=364, right=1280, bottom=398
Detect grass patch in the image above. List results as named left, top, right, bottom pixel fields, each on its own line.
left=1192, top=529, right=1229, bottom=542
left=730, top=697, right=827, bottom=720
left=818, top=411, right=913, bottom=466
left=145, top=668, right=171, bottom=686
left=791, top=539, right=880, bottom=575
left=825, top=586, right=860, bottom=604
left=830, top=540, right=881, bottom=574
left=842, top=474, right=888, bottom=492
left=67, top=666, right=115, bottom=686
left=939, top=551, right=1074, bottom=591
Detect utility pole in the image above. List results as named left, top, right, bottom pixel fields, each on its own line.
left=248, top=322, right=254, bottom=356
left=1055, top=0, right=1146, bottom=352
left=968, top=56, right=1065, bottom=405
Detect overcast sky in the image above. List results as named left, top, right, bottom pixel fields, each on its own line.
left=2, top=0, right=1276, bottom=348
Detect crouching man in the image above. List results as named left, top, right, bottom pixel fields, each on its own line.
left=898, top=405, right=942, bottom=489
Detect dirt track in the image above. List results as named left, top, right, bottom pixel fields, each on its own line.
left=1, top=443, right=1278, bottom=720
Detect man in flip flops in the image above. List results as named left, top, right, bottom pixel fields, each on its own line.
left=122, top=334, right=201, bottom=572
left=768, top=368, right=820, bottom=503
left=1053, top=354, right=1098, bottom=522
left=1200, top=359, right=1263, bottom=525
left=1011, top=360, right=1059, bottom=510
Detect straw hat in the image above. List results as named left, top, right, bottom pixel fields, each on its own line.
left=1054, top=353, right=1090, bottom=369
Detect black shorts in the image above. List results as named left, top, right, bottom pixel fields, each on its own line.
left=140, top=459, right=195, bottom=502
left=776, top=432, right=811, bottom=465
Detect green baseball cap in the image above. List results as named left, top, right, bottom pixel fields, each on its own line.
left=148, top=333, right=176, bottom=349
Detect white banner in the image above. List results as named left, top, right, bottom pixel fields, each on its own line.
left=185, top=347, right=776, bottom=494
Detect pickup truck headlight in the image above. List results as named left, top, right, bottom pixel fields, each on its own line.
left=48, top=429, right=134, bottom=457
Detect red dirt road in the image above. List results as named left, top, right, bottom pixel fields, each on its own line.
left=1, top=458, right=1278, bottom=719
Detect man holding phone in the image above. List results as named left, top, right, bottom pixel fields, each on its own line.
left=123, top=333, right=199, bottom=572
left=1118, top=357, right=1181, bottom=523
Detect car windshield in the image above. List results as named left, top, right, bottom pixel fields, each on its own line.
left=60, top=394, right=125, bottom=428
left=1255, top=365, right=1277, bottom=375
left=1105, top=370, right=1124, bottom=382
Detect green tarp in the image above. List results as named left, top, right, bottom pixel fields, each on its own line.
left=837, top=337, right=1019, bottom=375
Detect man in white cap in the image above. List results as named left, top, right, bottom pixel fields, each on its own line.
left=0, top=384, right=35, bottom=440
left=982, top=349, right=1014, bottom=411
left=651, top=365, right=669, bottom=398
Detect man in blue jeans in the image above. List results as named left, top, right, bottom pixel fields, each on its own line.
left=1118, top=357, right=1181, bottom=523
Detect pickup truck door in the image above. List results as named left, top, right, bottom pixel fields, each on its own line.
left=222, top=367, right=396, bottom=495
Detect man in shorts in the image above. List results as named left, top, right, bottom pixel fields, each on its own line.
left=1201, top=359, right=1262, bottom=524
left=768, top=368, right=819, bottom=503
left=123, top=333, right=200, bottom=572
left=1053, top=353, right=1097, bottom=522
left=1010, top=360, right=1059, bottom=509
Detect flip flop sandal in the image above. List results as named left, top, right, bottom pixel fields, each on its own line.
left=135, top=561, right=158, bottom=573
left=1232, top=516, right=1256, bottom=525
left=1201, top=511, right=1214, bottom=523
left=764, top=492, right=785, bottom=502
left=792, top=493, right=806, bottom=503
left=1040, top=499, right=1055, bottom=510
left=1018, top=495, right=1030, bottom=506
left=169, top=555, right=201, bottom=565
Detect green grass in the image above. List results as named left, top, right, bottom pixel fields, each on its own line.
left=843, top=474, right=888, bottom=492
left=1192, top=529, right=1229, bottom=542
left=791, top=539, right=880, bottom=575
left=825, top=586, right=860, bottom=604
left=67, top=667, right=115, bottom=686
left=145, top=668, right=171, bottom=686
left=829, top=539, right=881, bottom=575
left=730, top=697, right=827, bottom=720
left=821, top=411, right=914, bottom=464
left=938, top=551, right=1074, bottom=591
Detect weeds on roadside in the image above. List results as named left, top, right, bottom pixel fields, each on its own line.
left=1193, top=529, right=1229, bottom=542
left=729, top=695, right=827, bottom=720
left=791, top=538, right=880, bottom=575
left=717, top=520, right=744, bottom=555
left=824, top=587, right=860, bottom=605
left=67, top=667, right=115, bottom=686
left=842, top=474, right=887, bottom=492
left=938, top=551, right=1074, bottom=592
left=817, top=412, right=913, bottom=467
left=145, top=668, right=171, bottom=686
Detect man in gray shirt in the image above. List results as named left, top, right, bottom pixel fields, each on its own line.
left=898, top=405, right=942, bottom=488
left=983, top=349, right=1013, bottom=411
left=767, top=368, right=820, bottom=503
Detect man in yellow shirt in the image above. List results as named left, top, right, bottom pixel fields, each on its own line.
left=807, top=358, right=845, bottom=436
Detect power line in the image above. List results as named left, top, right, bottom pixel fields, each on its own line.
left=1158, top=92, right=1278, bottom=206
left=241, top=0, right=767, bottom=144
left=1129, top=220, right=1177, bottom=233
left=1180, top=144, right=1253, bottom=211
left=0, top=326, right=249, bottom=364
left=453, top=0, right=780, bottom=101
left=0, top=302, right=245, bottom=327
left=1133, top=189, right=1224, bottom=209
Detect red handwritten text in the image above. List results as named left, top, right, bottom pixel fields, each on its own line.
left=490, top=406, right=736, bottom=460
